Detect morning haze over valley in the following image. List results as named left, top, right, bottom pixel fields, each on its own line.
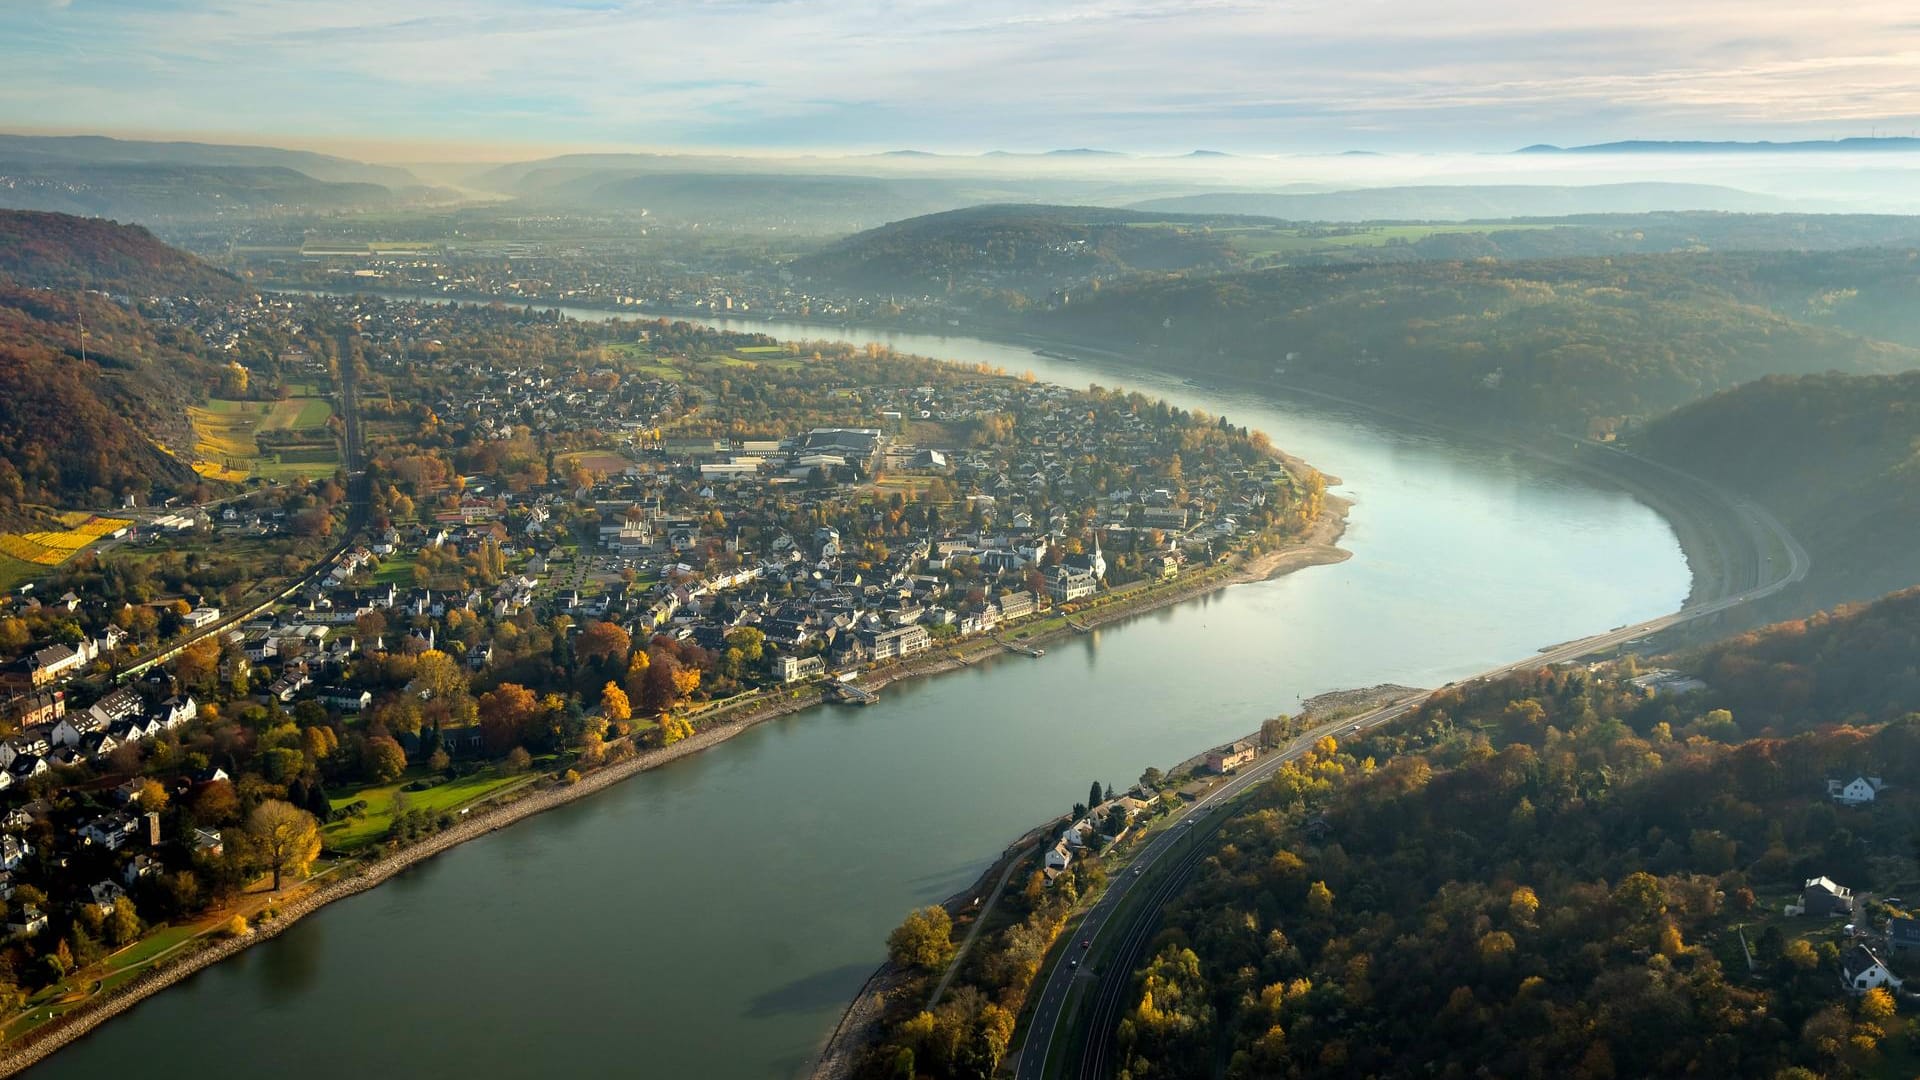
left=2, top=2, right=1920, bottom=1078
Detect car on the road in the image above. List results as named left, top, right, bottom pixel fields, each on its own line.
left=1080, top=939, right=1090, bottom=949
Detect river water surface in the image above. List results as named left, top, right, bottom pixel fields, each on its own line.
left=27, top=311, right=1691, bottom=1079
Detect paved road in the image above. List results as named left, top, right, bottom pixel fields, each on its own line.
left=1015, top=484, right=1810, bottom=1080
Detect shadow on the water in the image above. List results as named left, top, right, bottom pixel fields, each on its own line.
left=259, top=920, right=325, bottom=1004
left=904, top=859, right=988, bottom=895
left=743, top=962, right=874, bottom=1019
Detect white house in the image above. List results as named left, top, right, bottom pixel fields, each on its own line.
left=8, top=906, right=46, bottom=939
left=79, top=811, right=140, bottom=851
left=1842, top=945, right=1904, bottom=994
left=0, top=835, right=32, bottom=871
left=1044, top=841, right=1074, bottom=872
left=1828, top=776, right=1887, bottom=805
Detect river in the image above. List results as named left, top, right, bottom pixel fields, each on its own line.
left=26, top=307, right=1691, bottom=1079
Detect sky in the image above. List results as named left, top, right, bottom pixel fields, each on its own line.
left=6, top=0, right=1920, bottom=160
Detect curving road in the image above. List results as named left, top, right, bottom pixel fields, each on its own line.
left=1015, top=471, right=1809, bottom=1080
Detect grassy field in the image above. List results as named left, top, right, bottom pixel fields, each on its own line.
left=189, top=396, right=340, bottom=481
left=604, top=342, right=687, bottom=381
left=323, top=768, right=530, bottom=852
left=717, top=350, right=806, bottom=371
left=369, top=553, right=421, bottom=586
left=869, top=475, right=943, bottom=494
left=0, top=553, right=40, bottom=593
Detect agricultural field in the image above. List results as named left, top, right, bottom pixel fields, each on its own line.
left=556, top=449, right=634, bottom=476
left=0, top=515, right=133, bottom=568
left=188, top=396, right=340, bottom=481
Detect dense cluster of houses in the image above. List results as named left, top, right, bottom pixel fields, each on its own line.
left=0, top=685, right=197, bottom=792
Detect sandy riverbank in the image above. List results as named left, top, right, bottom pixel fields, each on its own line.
left=0, top=494, right=1349, bottom=1076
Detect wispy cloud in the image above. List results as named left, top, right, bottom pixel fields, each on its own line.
left=3, top=0, right=1919, bottom=153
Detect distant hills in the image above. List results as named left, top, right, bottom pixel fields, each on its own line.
left=0, top=133, right=453, bottom=221
left=468, top=156, right=1185, bottom=232
left=1035, top=252, right=1920, bottom=429
left=1128, top=182, right=1787, bottom=221
left=0, top=211, right=243, bottom=517
left=798, top=204, right=1920, bottom=300
left=0, top=134, right=422, bottom=187
left=1522, top=137, right=1920, bottom=154
left=0, top=162, right=412, bottom=221
left=794, top=204, right=1255, bottom=294
left=506, top=169, right=987, bottom=229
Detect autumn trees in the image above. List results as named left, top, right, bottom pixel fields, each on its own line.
left=575, top=620, right=631, bottom=667
left=245, top=799, right=321, bottom=891
left=886, top=905, right=956, bottom=972
left=1077, top=652, right=1920, bottom=1080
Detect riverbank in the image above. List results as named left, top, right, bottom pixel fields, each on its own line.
left=808, top=677, right=1423, bottom=1080
left=0, top=681, right=832, bottom=1077
left=0, top=495, right=1348, bottom=1077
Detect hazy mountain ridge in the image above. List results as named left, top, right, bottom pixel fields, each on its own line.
left=0, top=161, right=422, bottom=222
left=1127, top=182, right=1790, bottom=221
left=0, top=133, right=422, bottom=188
left=1523, top=137, right=1920, bottom=154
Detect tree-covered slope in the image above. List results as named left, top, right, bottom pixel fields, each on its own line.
left=1638, top=370, right=1920, bottom=610
left=0, top=212, right=242, bottom=515
left=1038, top=256, right=1920, bottom=430
left=795, top=204, right=1244, bottom=295
left=1108, top=587, right=1920, bottom=1080
left=0, top=209, right=248, bottom=297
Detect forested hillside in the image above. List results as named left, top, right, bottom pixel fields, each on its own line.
left=1638, top=371, right=1920, bottom=610
left=796, top=205, right=1242, bottom=296
left=0, top=211, right=241, bottom=518
left=1699, top=586, right=1920, bottom=730
left=1037, top=256, right=1920, bottom=430
left=1111, top=588, right=1920, bottom=1079
left=0, top=210, right=247, bottom=297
